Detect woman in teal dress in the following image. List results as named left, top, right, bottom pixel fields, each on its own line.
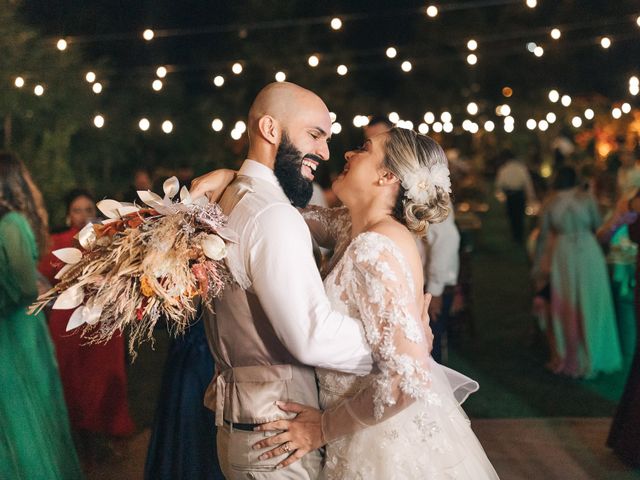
left=0, top=152, right=83, bottom=479
left=535, top=166, right=622, bottom=378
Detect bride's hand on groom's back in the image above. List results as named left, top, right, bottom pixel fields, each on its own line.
left=189, top=168, right=237, bottom=202
left=252, top=401, right=324, bottom=469
left=422, top=293, right=434, bottom=353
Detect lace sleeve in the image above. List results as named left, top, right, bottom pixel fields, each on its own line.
left=300, top=206, right=351, bottom=250
left=321, top=233, right=432, bottom=442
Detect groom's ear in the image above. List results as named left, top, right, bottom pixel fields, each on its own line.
left=258, top=115, right=279, bottom=145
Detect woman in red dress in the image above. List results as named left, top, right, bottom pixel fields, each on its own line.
left=38, top=189, right=135, bottom=452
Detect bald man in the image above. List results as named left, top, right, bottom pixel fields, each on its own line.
left=196, top=83, right=372, bottom=479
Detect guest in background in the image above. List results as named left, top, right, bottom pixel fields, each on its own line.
left=607, top=189, right=640, bottom=467
left=124, top=167, right=153, bottom=202
left=495, top=149, right=537, bottom=243
left=38, top=188, right=135, bottom=464
left=144, top=316, right=224, bottom=480
left=0, top=152, right=83, bottom=479
left=534, top=166, right=622, bottom=378
left=416, top=202, right=460, bottom=363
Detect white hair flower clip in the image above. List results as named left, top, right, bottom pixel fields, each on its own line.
left=401, top=163, right=451, bottom=204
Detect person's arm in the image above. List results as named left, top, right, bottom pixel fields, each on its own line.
left=249, top=204, right=372, bottom=374
left=189, top=168, right=237, bottom=202
left=300, top=205, right=350, bottom=250
left=253, top=234, right=433, bottom=467
left=0, top=215, right=39, bottom=313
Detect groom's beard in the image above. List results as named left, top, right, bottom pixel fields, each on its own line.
left=274, top=133, right=316, bottom=208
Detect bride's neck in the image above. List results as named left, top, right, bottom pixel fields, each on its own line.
left=348, top=200, right=393, bottom=238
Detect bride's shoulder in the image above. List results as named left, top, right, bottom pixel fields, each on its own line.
left=369, top=220, right=418, bottom=255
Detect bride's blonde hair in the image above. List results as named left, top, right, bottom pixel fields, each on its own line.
left=382, top=128, right=451, bottom=236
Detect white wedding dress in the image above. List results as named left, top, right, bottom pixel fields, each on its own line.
left=304, top=208, right=499, bottom=479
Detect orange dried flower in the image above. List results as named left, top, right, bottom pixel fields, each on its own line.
left=140, top=275, right=155, bottom=297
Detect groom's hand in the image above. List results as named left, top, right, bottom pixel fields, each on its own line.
left=252, top=401, right=324, bottom=469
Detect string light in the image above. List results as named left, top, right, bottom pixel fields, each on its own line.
left=388, top=112, right=400, bottom=123
left=504, top=115, right=515, bottom=125
left=526, top=118, right=537, bottom=130
left=330, top=17, right=342, bottom=30
left=230, top=129, right=242, bottom=140
left=85, top=72, right=96, bottom=83
left=571, top=116, right=582, bottom=128
left=533, top=46, right=544, bottom=57
left=331, top=122, right=342, bottom=134
left=584, top=108, right=594, bottom=120
left=34, top=84, right=44, bottom=96
left=234, top=121, right=247, bottom=134
left=432, top=122, right=443, bottom=133
left=497, top=104, right=511, bottom=116
left=14, top=77, right=25, bottom=88
left=152, top=79, right=163, bottom=91
left=548, top=89, right=559, bottom=102
left=621, top=102, right=631, bottom=114
left=337, top=64, right=348, bottom=76
left=467, top=39, right=478, bottom=51
left=213, top=75, right=224, bottom=87
left=386, top=47, right=397, bottom=59
left=353, top=115, right=369, bottom=127
left=426, top=5, right=438, bottom=18
left=307, top=55, right=319, bottom=67
left=156, top=66, right=167, bottom=78
left=329, top=112, right=337, bottom=122
left=466, top=102, right=478, bottom=115
left=561, top=94, right=571, bottom=106
left=484, top=120, right=495, bottom=132
left=93, top=115, right=105, bottom=128
left=138, top=118, right=150, bottom=131
left=232, top=62, right=243, bottom=74
left=211, top=118, right=223, bottom=131
left=502, top=86, right=513, bottom=97
left=401, top=61, right=412, bottom=72
left=418, top=123, right=429, bottom=134
left=504, top=123, right=514, bottom=133
left=443, top=122, right=453, bottom=133
left=612, top=107, right=622, bottom=119
left=162, top=120, right=173, bottom=133
left=424, top=112, right=435, bottom=124
left=538, top=120, right=549, bottom=131
left=56, top=39, right=68, bottom=51
left=441, top=111, right=452, bottom=123
left=600, top=37, right=611, bottom=49
left=637, top=15, right=640, bottom=27
left=92, top=82, right=103, bottom=94
left=526, top=0, right=537, bottom=8
left=143, top=29, right=154, bottom=41
left=550, top=28, right=561, bottom=40
left=526, top=42, right=537, bottom=53
left=466, top=54, right=477, bottom=65
left=275, top=71, right=286, bottom=82
left=546, top=112, right=557, bottom=123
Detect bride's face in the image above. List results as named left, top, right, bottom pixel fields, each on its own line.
left=332, top=132, right=388, bottom=206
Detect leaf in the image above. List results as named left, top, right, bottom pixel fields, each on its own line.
left=66, top=307, right=86, bottom=331
left=179, top=185, right=192, bottom=205
left=97, top=199, right=123, bottom=219
left=52, top=285, right=84, bottom=310
left=52, top=247, right=82, bottom=264
left=117, top=205, right=140, bottom=216
left=77, top=222, right=96, bottom=249
left=163, top=176, right=180, bottom=199
left=54, top=263, right=73, bottom=280
left=137, top=190, right=163, bottom=208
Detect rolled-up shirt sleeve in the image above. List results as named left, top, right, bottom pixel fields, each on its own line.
left=246, top=203, right=373, bottom=375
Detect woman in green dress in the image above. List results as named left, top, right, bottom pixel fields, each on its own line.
left=0, top=152, right=83, bottom=479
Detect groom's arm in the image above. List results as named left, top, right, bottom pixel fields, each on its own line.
left=248, top=203, right=372, bottom=375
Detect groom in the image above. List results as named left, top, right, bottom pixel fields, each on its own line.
left=192, top=82, right=374, bottom=479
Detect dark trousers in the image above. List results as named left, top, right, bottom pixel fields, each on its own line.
left=430, top=289, right=455, bottom=364
left=505, top=189, right=526, bottom=243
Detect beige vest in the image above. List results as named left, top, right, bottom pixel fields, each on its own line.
left=203, top=175, right=319, bottom=426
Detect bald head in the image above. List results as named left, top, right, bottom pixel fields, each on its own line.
left=248, top=82, right=330, bottom=135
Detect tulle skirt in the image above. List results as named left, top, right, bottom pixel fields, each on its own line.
left=320, top=359, right=499, bottom=480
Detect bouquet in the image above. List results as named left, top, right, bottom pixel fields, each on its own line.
left=30, top=177, right=236, bottom=355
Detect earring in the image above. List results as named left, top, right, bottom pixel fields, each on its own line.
left=378, top=178, right=384, bottom=186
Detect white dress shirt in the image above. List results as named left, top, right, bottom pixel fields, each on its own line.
left=495, top=159, right=537, bottom=203
left=219, top=159, right=372, bottom=374
left=416, top=204, right=460, bottom=296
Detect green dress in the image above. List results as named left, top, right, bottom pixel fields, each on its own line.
left=0, top=212, right=83, bottom=479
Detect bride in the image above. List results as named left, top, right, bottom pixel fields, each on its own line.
left=250, top=127, right=499, bottom=479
